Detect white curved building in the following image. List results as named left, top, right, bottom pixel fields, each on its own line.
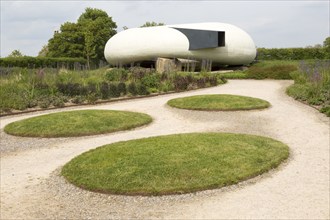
left=104, top=22, right=256, bottom=66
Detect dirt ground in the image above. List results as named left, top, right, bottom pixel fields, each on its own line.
left=1, top=80, right=329, bottom=219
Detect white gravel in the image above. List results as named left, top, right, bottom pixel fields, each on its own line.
left=1, top=80, right=329, bottom=219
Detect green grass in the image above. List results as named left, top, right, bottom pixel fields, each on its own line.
left=167, top=94, right=270, bottom=111
left=216, top=71, right=248, bottom=79
left=61, top=133, right=289, bottom=195
left=246, top=61, right=298, bottom=79
left=4, top=110, right=152, bottom=137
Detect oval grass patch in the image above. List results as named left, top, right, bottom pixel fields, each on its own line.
left=167, top=94, right=270, bottom=111
left=61, top=133, right=289, bottom=195
left=4, top=110, right=152, bottom=137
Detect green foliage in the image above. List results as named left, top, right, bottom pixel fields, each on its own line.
left=71, top=96, right=85, bottom=104
left=173, top=75, right=189, bottom=91
left=105, top=68, right=127, bottom=81
left=140, top=21, right=165, bottom=28
left=246, top=62, right=297, bottom=79
left=8, top=49, right=23, bottom=58
left=167, top=94, right=270, bottom=111
left=0, top=83, right=29, bottom=112
left=141, top=73, right=160, bottom=88
left=100, top=82, right=110, bottom=99
left=159, top=81, right=174, bottom=92
left=86, top=93, right=98, bottom=104
left=257, top=47, right=327, bottom=60
left=48, top=22, right=84, bottom=58
left=127, top=82, right=138, bottom=95
left=323, top=37, right=330, bottom=59
left=0, top=67, right=223, bottom=113
left=0, top=57, right=86, bottom=69
left=117, top=82, right=127, bottom=95
left=84, top=30, right=97, bottom=70
left=216, top=71, right=248, bottom=79
left=137, top=83, right=150, bottom=95
left=4, top=110, right=152, bottom=137
left=78, top=8, right=117, bottom=62
left=286, top=60, right=330, bottom=116
left=47, top=8, right=117, bottom=64
left=320, top=106, right=330, bottom=117
left=129, top=66, right=150, bottom=81
left=61, top=133, right=289, bottom=195
left=38, top=45, right=49, bottom=57
left=109, top=83, right=120, bottom=97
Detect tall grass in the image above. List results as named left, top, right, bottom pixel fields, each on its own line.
left=246, top=60, right=298, bottom=79
left=0, top=67, right=225, bottom=113
left=287, top=60, right=330, bottom=116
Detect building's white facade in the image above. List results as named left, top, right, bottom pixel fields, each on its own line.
left=104, top=22, right=256, bottom=66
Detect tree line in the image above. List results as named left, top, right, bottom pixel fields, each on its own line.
left=5, top=8, right=165, bottom=70
left=257, top=37, right=330, bottom=60
left=4, top=7, right=330, bottom=69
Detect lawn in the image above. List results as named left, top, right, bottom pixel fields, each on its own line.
left=4, top=110, right=152, bottom=137
left=167, top=94, right=270, bottom=111
left=61, top=133, right=289, bottom=195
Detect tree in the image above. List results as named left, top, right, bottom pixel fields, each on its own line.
left=323, top=36, right=330, bottom=48
left=140, top=21, right=165, bottom=28
left=38, top=45, right=49, bottom=57
left=47, top=22, right=84, bottom=58
left=84, top=30, right=97, bottom=70
left=323, top=36, right=330, bottom=58
left=77, top=8, right=117, bottom=63
left=8, top=49, right=23, bottom=57
left=47, top=8, right=117, bottom=65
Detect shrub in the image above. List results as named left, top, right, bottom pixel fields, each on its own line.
left=127, top=82, right=138, bottom=95
left=286, top=84, right=309, bottom=101
left=173, top=75, right=189, bottom=91
left=129, top=67, right=153, bottom=81
left=105, top=68, right=127, bottom=82
left=51, top=96, right=65, bottom=107
left=286, top=60, right=330, bottom=116
left=86, top=83, right=97, bottom=95
left=57, top=83, right=84, bottom=96
left=137, top=83, right=150, bottom=95
left=246, top=64, right=297, bottom=79
left=141, top=74, right=160, bottom=88
left=71, top=96, right=85, bottom=104
left=0, top=84, right=29, bottom=111
left=218, top=76, right=228, bottom=84
left=216, top=71, right=248, bottom=80
left=159, top=81, right=174, bottom=92
left=100, top=82, right=109, bottom=99
left=257, top=47, right=327, bottom=60
left=196, top=78, right=206, bottom=88
left=38, top=96, right=51, bottom=108
left=117, top=82, right=127, bottom=95
left=208, top=76, right=218, bottom=86
left=86, top=93, right=98, bottom=104
left=0, top=56, right=86, bottom=69
left=109, top=83, right=120, bottom=97
left=0, top=67, right=224, bottom=113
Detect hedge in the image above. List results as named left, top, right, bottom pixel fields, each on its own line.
left=0, top=56, right=87, bottom=69
left=257, top=48, right=328, bottom=60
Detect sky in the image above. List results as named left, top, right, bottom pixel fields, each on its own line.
left=0, top=0, right=329, bottom=57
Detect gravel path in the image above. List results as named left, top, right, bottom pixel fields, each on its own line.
left=1, top=80, right=329, bottom=219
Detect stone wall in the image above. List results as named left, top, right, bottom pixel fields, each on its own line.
left=155, top=58, right=182, bottom=73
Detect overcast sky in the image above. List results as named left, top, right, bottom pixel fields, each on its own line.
left=1, top=0, right=329, bottom=57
